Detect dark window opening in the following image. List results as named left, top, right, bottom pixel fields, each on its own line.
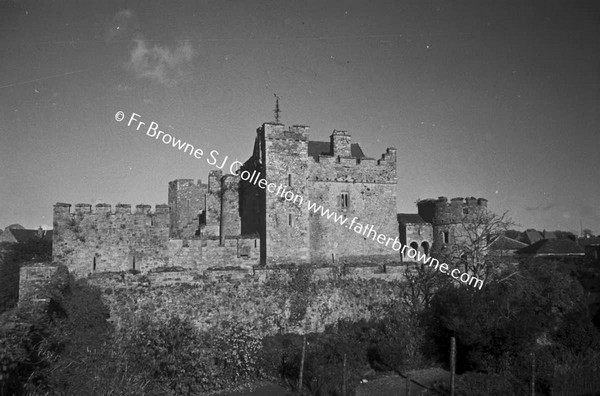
left=289, top=214, right=293, bottom=226
left=421, top=241, right=430, bottom=255
left=288, top=174, right=292, bottom=187
left=443, top=231, right=449, bottom=244
left=93, top=256, right=96, bottom=271
left=410, top=241, right=419, bottom=252
left=341, top=192, right=349, bottom=209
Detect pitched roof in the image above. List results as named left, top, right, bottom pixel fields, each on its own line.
left=578, top=237, right=600, bottom=247
left=525, top=230, right=543, bottom=244
left=543, top=231, right=557, bottom=239
left=307, top=141, right=366, bottom=161
left=397, top=213, right=427, bottom=224
left=518, top=238, right=585, bottom=256
left=5, top=229, right=53, bottom=243
left=489, top=235, right=528, bottom=251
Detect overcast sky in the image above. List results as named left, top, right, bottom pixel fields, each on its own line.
left=1, top=0, right=599, bottom=234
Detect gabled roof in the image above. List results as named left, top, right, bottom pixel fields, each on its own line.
left=489, top=235, right=528, bottom=251
left=525, top=230, right=543, bottom=244
left=518, top=238, right=584, bottom=256
left=4, top=229, right=53, bottom=243
left=397, top=213, right=427, bottom=224
left=307, top=141, right=366, bottom=161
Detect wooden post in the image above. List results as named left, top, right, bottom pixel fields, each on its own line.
left=531, top=352, right=536, bottom=396
left=342, top=353, right=347, bottom=396
left=298, top=336, right=306, bottom=395
left=450, top=336, right=456, bottom=396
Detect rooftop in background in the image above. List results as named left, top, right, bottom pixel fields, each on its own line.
left=489, top=235, right=528, bottom=251
left=518, top=238, right=584, bottom=256
left=0, top=228, right=53, bottom=244
left=397, top=213, right=427, bottom=224
left=524, top=230, right=544, bottom=245
left=307, top=141, right=366, bottom=162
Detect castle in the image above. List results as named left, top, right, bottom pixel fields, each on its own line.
left=52, top=121, right=488, bottom=277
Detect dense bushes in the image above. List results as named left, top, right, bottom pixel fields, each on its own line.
left=262, top=308, right=433, bottom=396
left=121, top=316, right=264, bottom=395
left=426, top=258, right=600, bottom=394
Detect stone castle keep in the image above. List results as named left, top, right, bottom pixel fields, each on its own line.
left=53, top=123, right=398, bottom=276
left=52, top=121, right=488, bottom=277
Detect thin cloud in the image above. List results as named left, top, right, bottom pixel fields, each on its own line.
left=524, top=203, right=555, bottom=212
left=126, top=38, right=195, bottom=87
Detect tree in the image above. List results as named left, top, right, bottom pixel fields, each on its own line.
left=442, top=209, right=516, bottom=280
left=553, top=230, right=577, bottom=240
left=426, top=258, right=597, bottom=375
left=582, top=228, right=595, bottom=238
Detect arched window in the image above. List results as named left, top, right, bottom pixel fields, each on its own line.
left=421, top=241, right=430, bottom=255
left=410, top=241, right=419, bottom=252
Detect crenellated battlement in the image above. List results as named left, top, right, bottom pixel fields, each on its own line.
left=54, top=202, right=170, bottom=217
left=263, top=123, right=310, bottom=141
left=417, top=196, right=488, bottom=225
left=309, top=146, right=397, bottom=184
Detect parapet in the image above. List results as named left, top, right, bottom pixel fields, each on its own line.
left=54, top=203, right=170, bottom=216
left=378, top=147, right=397, bottom=164
left=169, top=179, right=206, bottom=189
left=263, top=123, right=310, bottom=141
left=416, top=196, right=489, bottom=224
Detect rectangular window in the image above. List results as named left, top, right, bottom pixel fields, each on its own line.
left=289, top=214, right=293, bottom=226
left=288, top=174, right=292, bottom=187
left=341, top=192, right=349, bottom=209
left=443, top=231, right=449, bottom=244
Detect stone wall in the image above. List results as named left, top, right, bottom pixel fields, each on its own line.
left=53, top=203, right=172, bottom=277
left=18, top=264, right=61, bottom=304
left=308, top=181, right=398, bottom=264
left=86, top=266, right=409, bottom=337
left=399, top=222, right=433, bottom=261
left=262, top=124, right=311, bottom=265
left=52, top=203, right=259, bottom=277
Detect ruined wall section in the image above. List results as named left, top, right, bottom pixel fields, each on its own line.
left=203, top=171, right=223, bottom=237
left=263, top=123, right=311, bottom=265
left=417, top=196, right=488, bottom=251
left=307, top=147, right=397, bottom=264
left=168, top=179, right=207, bottom=239
left=220, top=174, right=241, bottom=240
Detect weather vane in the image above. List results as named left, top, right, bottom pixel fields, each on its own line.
left=274, top=93, right=281, bottom=124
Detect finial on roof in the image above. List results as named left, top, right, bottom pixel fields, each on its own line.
left=273, top=93, right=281, bottom=124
